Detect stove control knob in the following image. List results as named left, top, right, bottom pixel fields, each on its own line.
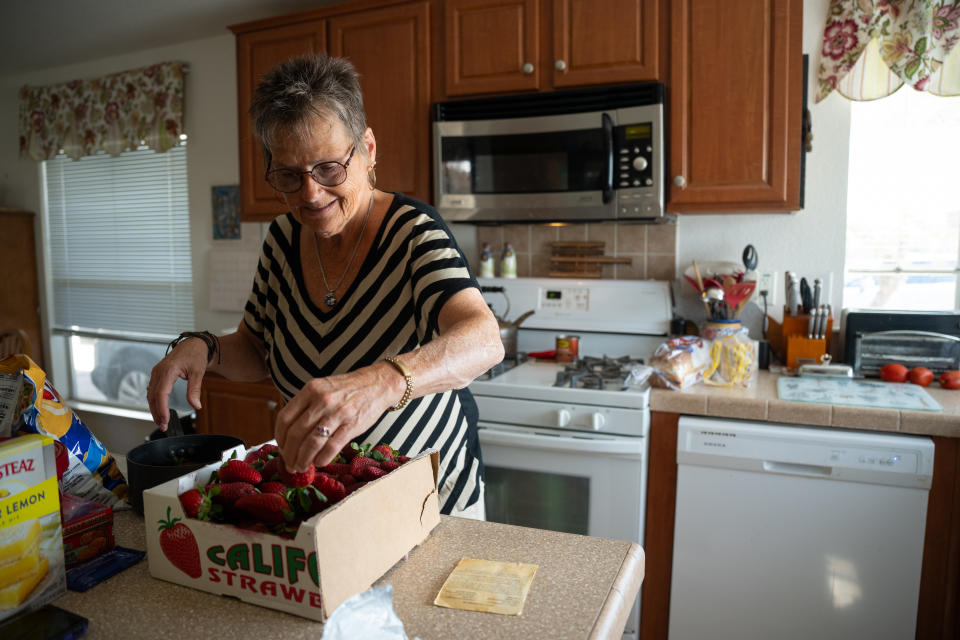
left=557, top=409, right=572, bottom=427
left=591, top=413, right=606, bottom=430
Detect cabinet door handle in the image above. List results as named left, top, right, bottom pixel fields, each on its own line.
left=266, top=400, right=277, bottom=411
left=673, top=175, right=687, bottom=188
left=554, top=59, right=567, bottom=71
left=522, top=62, right=534, bottom=75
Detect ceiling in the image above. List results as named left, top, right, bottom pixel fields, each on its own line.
left=0, top=0, right=339, bottom=77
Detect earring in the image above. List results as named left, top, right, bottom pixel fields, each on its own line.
left=367, top=160, right=377, bottom=190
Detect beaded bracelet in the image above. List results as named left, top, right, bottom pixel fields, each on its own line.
left=166, top=331, right=222, bottom=364
left=383, top=356, right=413, bottom=412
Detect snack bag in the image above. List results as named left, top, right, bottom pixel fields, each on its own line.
left=649, top=336, right=711, bottom=390
left=0, top=355, right=128, bottom=510
left=702, top=326, right=758, bottom=388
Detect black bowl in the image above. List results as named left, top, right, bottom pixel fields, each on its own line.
left=126, top=434, right=245, bottom=514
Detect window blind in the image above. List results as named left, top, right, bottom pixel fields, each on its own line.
left=45, top=145, right=194, bottom=335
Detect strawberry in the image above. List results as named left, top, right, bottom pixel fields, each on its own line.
left=157, top=506, right=202, bottom=578
left=278, top=464, right=315, bottom=488
left=339, top=473, right=357, bottom=486
left=258, top=481, right=288, bottom=495
left=235, top=493, right=293, bottom=525
left=260, top=456, right=285, bottom=482
left=361, top=465, right=388, bottom=481
left=312, top=472, right=346, bottom=504
left=210, top=482, right=258, bottom=508
left=381, top=460, right=401, bottom=472
left=319, top=462, right=352, bottom=477
left=397, top=455, right=411, bottom=464
left=218, top=460, right=262, bottom=485
left=339, top=442, right=362, bottom=462
left=350, top=455, right=380, bottom=478
left=344, top=481, right=367, bottom=496
left=244, top=443, right=279, bottom=465
left=178, top=487, right=219, bottom=521
left=371, top=444, right=395, bottom=462
left=293, top=485, right=329, bottom=518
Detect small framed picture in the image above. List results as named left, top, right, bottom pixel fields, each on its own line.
left=212, top=185, right=241, bottom=239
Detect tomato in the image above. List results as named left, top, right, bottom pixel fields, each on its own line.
left=939, top=370, right=960, bottom=389
left=879, top=363, right=909, bottom=383
left=907, top=367, right=934, bottom=387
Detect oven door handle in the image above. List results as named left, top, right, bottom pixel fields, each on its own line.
left=478, top=424, right=645, bottom=456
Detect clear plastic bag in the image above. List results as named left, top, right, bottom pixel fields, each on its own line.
left=702, top=326, right=758, bottom=387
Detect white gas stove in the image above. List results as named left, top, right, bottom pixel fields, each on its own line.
left=472, top=276, right=673, bottom=640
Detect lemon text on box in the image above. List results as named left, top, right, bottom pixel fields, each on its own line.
left=0, top=476, right=59, bottom=528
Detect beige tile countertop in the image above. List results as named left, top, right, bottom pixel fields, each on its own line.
left=651, top=370, right=960, bottom=438
left=55, top=510, right=643, bottom=640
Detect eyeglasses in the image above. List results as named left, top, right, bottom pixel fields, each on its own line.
left=265, top=145, right=356, bottom=193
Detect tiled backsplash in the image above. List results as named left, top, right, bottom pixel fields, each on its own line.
left=474, top=222, right=676, bottom=280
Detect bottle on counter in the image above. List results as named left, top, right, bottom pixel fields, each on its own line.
left=501, top=242, right=517, bottom=278
left=479, top=242, right=495, bottom=278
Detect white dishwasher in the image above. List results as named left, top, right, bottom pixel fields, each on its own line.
left=668, top=416, right=935, bottom=640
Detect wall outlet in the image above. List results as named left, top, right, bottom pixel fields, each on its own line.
left=756, top=272, right=777, bottom=307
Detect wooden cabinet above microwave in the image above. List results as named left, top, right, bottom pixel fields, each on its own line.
left=440, top=0, right=663, bottom=98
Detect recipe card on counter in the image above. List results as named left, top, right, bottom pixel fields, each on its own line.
left=434, top=558, right=538, bottom=615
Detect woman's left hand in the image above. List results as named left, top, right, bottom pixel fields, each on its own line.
left=273, top=364, right=402, bottom=472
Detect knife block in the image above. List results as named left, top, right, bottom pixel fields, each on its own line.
left=768, top=313, right=833, bottom=370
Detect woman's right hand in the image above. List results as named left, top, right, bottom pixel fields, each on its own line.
left=146, top=338, right=209, bottom=431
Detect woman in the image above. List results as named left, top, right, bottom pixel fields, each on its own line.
left=147, top=54, right=503, bottom=517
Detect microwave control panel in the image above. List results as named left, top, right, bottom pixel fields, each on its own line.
left=614, top=123, right=655, bottom=190
left=613, top=105, right=663, bottom=219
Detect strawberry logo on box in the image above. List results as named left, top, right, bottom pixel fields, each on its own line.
left=158, top=506, right=201, bottom=579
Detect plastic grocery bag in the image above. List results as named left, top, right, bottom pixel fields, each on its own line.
left=0, top=354, right=129, bottom=509
left=321, top=584, right=420, bottom=640
left=649, top=336, right=711, bottom=390
left=701, top=326, right=758, bottom=388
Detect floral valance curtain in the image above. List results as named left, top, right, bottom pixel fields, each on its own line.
left=18, top=61, right=186, bottom=161
left=817, top=0, right=960, bottom=102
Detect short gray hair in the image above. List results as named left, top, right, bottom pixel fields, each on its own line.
left=249, top=54, right=368, bottom=170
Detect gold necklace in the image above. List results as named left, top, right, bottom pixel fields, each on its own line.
left=313, top=190, right=374, bottom=307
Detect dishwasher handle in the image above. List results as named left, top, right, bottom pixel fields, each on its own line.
left=762, top=460, right=833, bottom=478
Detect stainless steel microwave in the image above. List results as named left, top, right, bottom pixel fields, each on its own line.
left=432, top=84, right=667, bottom=223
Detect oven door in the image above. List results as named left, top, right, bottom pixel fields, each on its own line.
left=478, top=422, right=647, bottom=543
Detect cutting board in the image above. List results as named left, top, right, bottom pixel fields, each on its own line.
left=777, top=376, right=942, bottom=412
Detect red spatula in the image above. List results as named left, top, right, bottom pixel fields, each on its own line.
left=724, top=282, right=756, bottom=316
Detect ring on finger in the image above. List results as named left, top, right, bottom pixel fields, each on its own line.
left=316, top=425, right=331, bottom=437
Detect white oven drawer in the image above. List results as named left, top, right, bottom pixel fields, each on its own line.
left=478, top=423, right=645, bottom=456
left=474, top=395, right=648, bottom=437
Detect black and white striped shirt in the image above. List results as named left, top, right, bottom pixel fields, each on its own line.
left=243, top=193, right=483, bottom=513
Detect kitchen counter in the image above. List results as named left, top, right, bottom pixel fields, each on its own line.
left=650, top=370, right=960, bottom=438
left=54, top=510, right=643, bottom=640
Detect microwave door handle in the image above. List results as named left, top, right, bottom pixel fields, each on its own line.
left=602, top=112, right=614, bottom=204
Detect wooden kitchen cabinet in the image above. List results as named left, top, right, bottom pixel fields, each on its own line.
left=0, top=209, right=44, bottom=368
left=440, top=0, right=662, bottom=98
left=328, top=2, right=432, bottom=201
left=234, top=20, right=327, bottom=222
left=643, top=411, right=960, bottom=640
left=231, top=0, right=430, bottom=221
left=667, top=0, right=804, bottom=213
left=194, top=375, right=282, bottom=447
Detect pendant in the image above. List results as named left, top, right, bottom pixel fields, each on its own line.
left=324, top=293, right=338, bottom=307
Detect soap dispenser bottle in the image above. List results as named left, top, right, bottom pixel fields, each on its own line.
left=500, top=242, right=517, bottom=279
left=479, top=242, right=495, bottom=277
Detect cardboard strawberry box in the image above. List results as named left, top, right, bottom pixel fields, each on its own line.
left=142, top=444, right=440, bottom=622
left=0, top=434, right=66, bottom=622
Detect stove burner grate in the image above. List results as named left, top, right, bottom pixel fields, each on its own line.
left=554, top=355, right=645, bottom=390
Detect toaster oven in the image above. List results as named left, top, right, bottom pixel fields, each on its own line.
left=841, top=309, right=960, bottom=377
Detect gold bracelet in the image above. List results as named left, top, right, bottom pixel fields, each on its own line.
left=384, top=356, right=413, bottom=412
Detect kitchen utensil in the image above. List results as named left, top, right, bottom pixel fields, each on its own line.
left=723, top=281, right=755, bottom=315
left=741, top=245, right=758, bottom=280
left=683, top=262, right=743, bottom=293
left=812, top=278, right=822, bottom=309
left=496, top=309, right=535, bottom=358
left=692, top=261, right=711, bottom=316
left=799, top=277, right=812, bottom=314
left=125, top=423, right=245, bottom=514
